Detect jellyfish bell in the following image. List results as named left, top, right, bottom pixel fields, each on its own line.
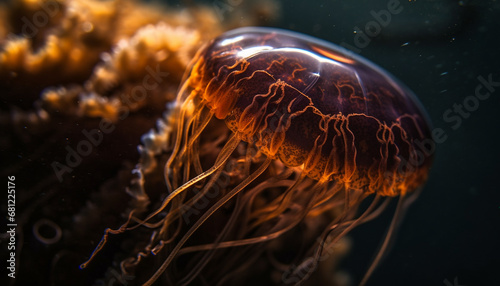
left=82, top=27, right=433, bottom=285
left=185, top=27, right=433, bottom=195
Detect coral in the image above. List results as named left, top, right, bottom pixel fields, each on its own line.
left=1, top=0, right=222, bottom=119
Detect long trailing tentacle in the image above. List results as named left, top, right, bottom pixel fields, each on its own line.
left=287, top=189, right=388, bottom=285
left=249, top=172, right=308, bottom=228
left=143, top=157, right=272, bottom=286
left=175, top=178, right=312, bottom=257
left=165, top=99, right=190, bottom=192
left=180, top=104, right=210, bottom=184
left=158, top=151, right=227, bottom=238
left=177, top=191, right=244, bottom=286
left=359, top=187, right=422, bottom=286
left=144, top=133, right=240, bottom=226
left=165, top=45, right=210, bottom=190
left=80, top=133, right=240, bottom=269
left=79, top=208, right=140, bottom=269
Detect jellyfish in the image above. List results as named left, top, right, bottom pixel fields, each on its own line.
left=81, top=27, right=433, bottom=285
